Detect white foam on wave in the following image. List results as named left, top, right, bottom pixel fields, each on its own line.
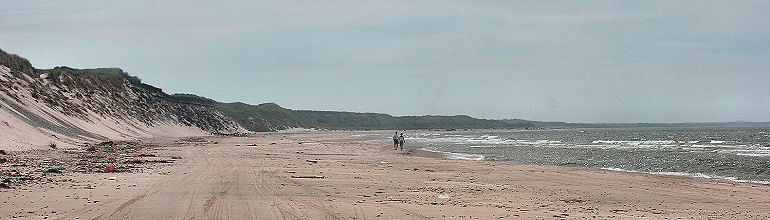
left=601, top=167, right=770, bottom=185
left=352, top=133, right=383, bottom=137
left=690, top=144, right=720, bottom=148
left=469, top=145, right=496, bottom=148
left=411, top=132, right=570, bottom=146
left=409, top=133, right=574, bottom=147
left=592, top=140, right=676, bottom=146
left=601, top=167, right=626, bottom=172
left=691, top=144, right=744, bottom=149
left=575, top=144, right=622, bottom=149
left=447, top=152, right=486, bottom=160
left=421, top=148, right=485, bottom=161
left=412, top=132, right=441, bottom=136
left=737, top=153, right=770, bottom=157
left=720, top=149, right=770, bottom=157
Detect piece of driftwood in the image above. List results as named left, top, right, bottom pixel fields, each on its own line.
left=291, top=175, right=324, bottom=179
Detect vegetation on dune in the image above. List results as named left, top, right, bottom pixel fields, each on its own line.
left=171, top=93, right=217, bottom=106
left=170, top=93, right=311, bottom=131
left=297, top=110, right=532, bottom=130
left=214, top=102, right=311, bottom=132
left=0, top=49, right=35, bottom=75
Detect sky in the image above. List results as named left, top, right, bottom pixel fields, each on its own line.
left=1, top=1, right=768, bottom=123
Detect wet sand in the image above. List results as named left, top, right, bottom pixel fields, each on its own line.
left=2, top=131, right=769, bottom=219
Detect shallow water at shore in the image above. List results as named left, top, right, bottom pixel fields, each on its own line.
left=371, top=127, right=770, bottom=184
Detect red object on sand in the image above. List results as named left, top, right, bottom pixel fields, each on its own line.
left=269, top=142, right=277, bottom=145
left=9, top=174, right=21, bottom=177
left=133, top=154, right=147, bottom=157
left=108, top=157, right=116, bottom=161
left=105, top=168, right=118, bottom=172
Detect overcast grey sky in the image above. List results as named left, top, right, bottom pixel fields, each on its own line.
left=1, top=1, right=768, bottom=122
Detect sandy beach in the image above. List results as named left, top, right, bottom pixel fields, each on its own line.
left=2, top=130, right=769, bottom=219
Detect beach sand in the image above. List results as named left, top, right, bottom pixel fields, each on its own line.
left=1, top=131, right=769, bottom=219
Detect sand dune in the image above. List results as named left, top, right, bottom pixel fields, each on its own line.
left=0, top=64, right=238, bottom=150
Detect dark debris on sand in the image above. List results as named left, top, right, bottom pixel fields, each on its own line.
left=0, top=140, right=178, bottom=190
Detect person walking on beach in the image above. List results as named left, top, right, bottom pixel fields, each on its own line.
left=398, top=133, right=405, bottom=151
left=393, top=132, right=399, bottom=150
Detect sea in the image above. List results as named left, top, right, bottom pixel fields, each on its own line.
left=368, top=127, right=770, bottom=184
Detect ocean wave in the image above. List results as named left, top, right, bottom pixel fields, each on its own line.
left=420, top=148, right=485, bottom=161
left=736, top=153, right=770, bottom=157
left=403, top=130, right=770, bottom=186
left=601, top=167, right=770, bottom=185
left=574, top=144, right=622, bottom=148
left=690, top=144, right=744, bottom=149
left=720, top=149, right=770, bottom=157
left=591, top=140, right=676, bottom=146
left=352, top=133, right=383, bottom=137
left=447, top=152, right=486, bottom=161
left=432, top=137, right=563, bottom=146
left=469, top=145, right=496, bottom=148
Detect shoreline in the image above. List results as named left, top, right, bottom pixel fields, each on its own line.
left=2, top=131, right=769, bottom=219
left=409, top=145, right=770, bottom=186
left=358, top=129, right=770, bottom=187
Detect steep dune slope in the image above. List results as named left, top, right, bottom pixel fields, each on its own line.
left=0, top=49, right=244, bottom=150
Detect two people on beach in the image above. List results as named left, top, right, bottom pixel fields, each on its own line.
left=393, top=132, right=404, bottom=151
